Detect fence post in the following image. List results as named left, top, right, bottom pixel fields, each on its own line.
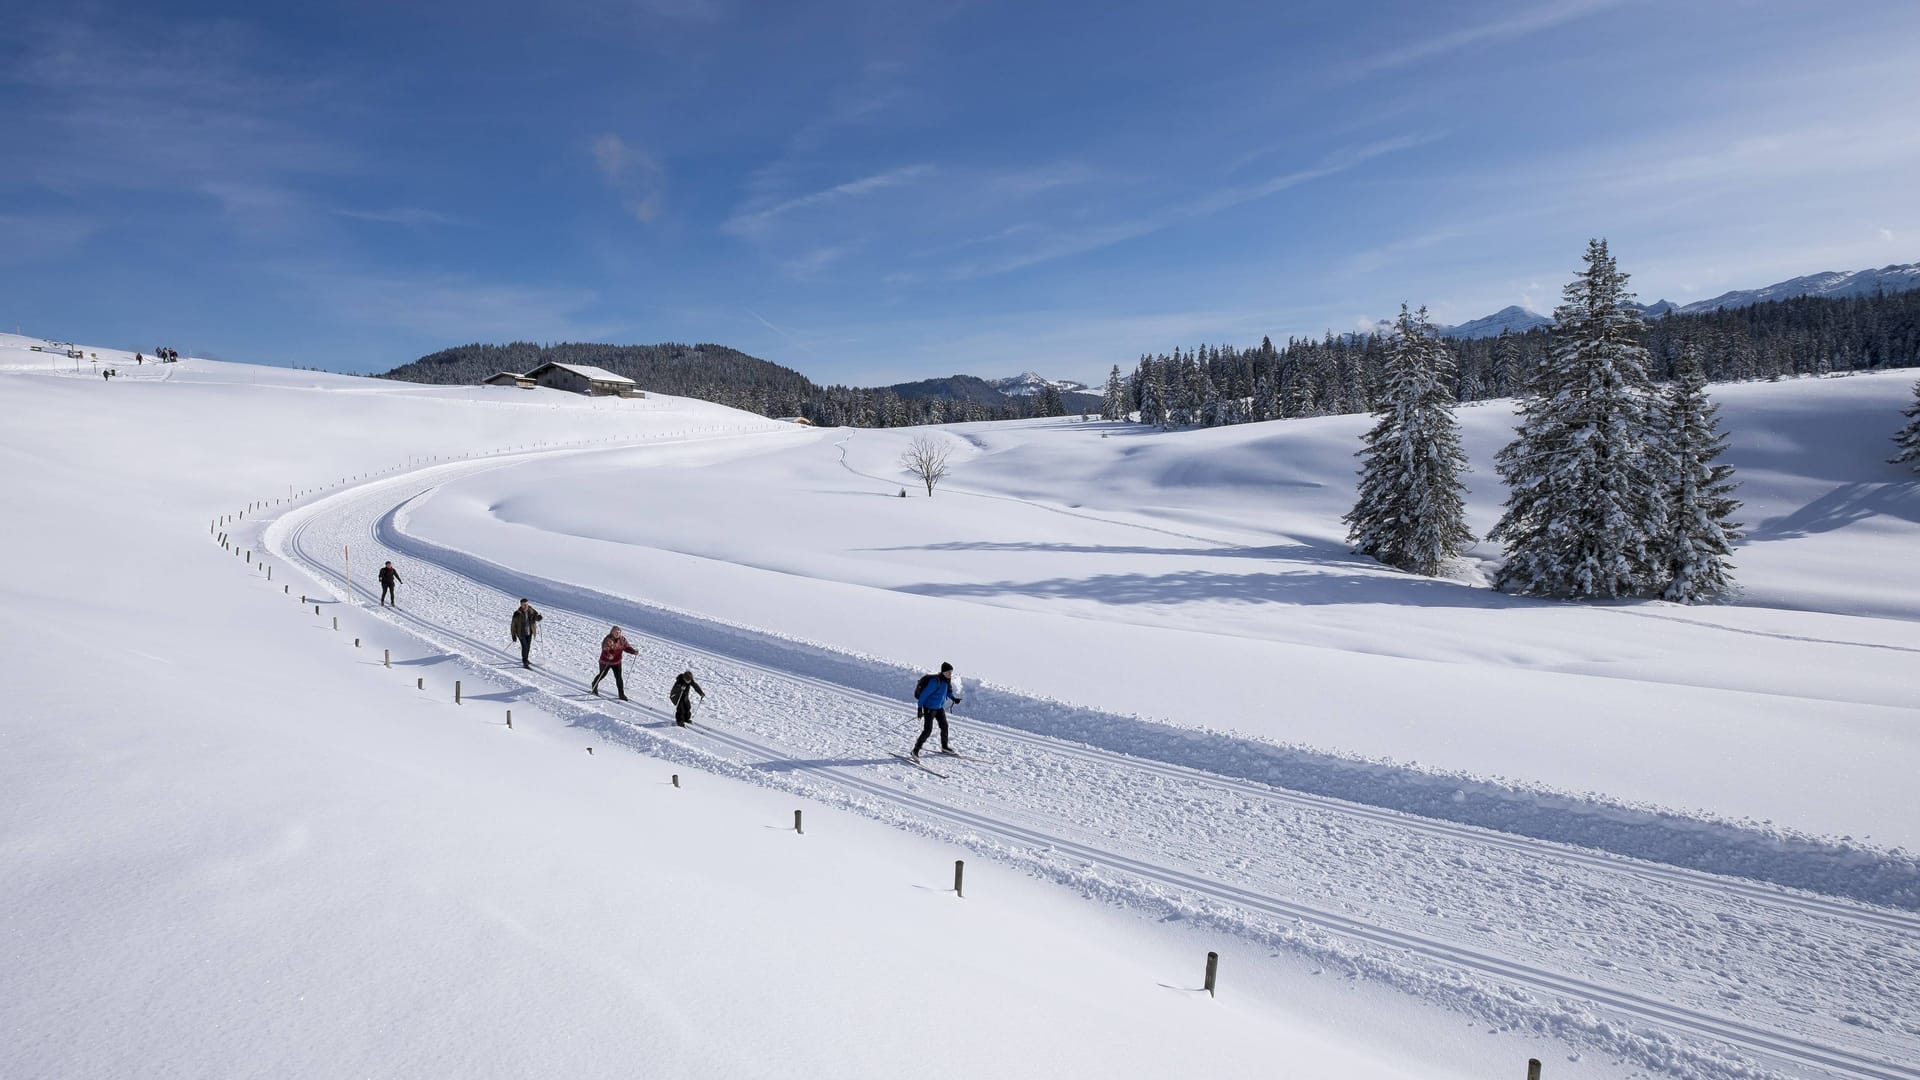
left=794, top=810, right=803, bottom=835
left=506, top=710, right=512, bottom=729
left=354, top=638, right=360, bottom=648
left=954, top=860, right=965, bottom=898
left=671, top=774, right=679, bottom=787
left=384, top=649, right=390, bottom=668
left=332, top=616, right=338, bottom=630
left=416, top=677, right=423, bottom=690
left=1527, top=1060, right=1542, bottom=1080
left=1203, top=952, right=1219, bottom=998
left=455, top=681, right=462, bottom=705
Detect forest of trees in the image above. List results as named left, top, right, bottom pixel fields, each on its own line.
left=381, top=288, right=1920, bottom=430
left=1114, top=287, right=1920, bottom=429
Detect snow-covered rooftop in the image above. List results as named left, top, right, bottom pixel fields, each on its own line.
left=531, top=361, right=635, bottom=385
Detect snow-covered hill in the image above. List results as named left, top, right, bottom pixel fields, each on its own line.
left=7, top=328, right=1919, bottom=1080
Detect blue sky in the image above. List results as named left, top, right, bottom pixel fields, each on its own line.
left=2, top=0, right=1916, bottom=383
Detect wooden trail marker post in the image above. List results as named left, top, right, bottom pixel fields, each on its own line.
left=1527, top=1060, right=1542, bottom=1080
left=793, top=810, right=803, bottom=835
left=1203, top=952, right=1219, bottom=998
left=954, top=860, right=965, bottom=898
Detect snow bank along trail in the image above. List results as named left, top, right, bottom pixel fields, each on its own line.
left=261, top=446, right=1920, bottom=1080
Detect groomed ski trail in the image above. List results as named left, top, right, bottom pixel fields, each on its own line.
left=258, top=444, right=1920, bottom=1080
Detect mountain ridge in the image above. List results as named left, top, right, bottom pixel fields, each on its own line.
left=1435, top=261, right=1919, bottom=339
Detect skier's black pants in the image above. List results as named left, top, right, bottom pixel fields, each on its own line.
left=592, top=663, right=625, bottom=697
left=380, top=583, right=396, bottom=606
left=517, top=634, right=532, bottom=667
left=913, top=707, right=950, bottom=754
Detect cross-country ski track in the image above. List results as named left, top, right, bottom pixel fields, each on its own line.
left=252, top=438, right=1920, bottom=1080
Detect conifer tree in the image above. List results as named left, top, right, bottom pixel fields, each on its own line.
left=1488, top=330, right=1520, bottom=397
left=1343, top=305, right=1474, bottom=576
left=1490, top=239, right=1668, bottom=598
left=1892, top=380, right=1920, bottom=472
left=1657, top=346, right=1741, bottom=602
left=1102, top=365, right=1128, bottom=421
left=1141, top=359, right=1169, bottom=427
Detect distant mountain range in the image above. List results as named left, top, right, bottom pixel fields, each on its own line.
left=1436, top=262, right=1920, bottom=339
left=884, top=372, right=1099, bottom=410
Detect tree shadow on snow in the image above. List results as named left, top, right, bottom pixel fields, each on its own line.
left=863, top=538, right=1367, bottom=564
left=898, top=568, right=1519, bottom=609
left=1744, top=480, right=1920, bottom=543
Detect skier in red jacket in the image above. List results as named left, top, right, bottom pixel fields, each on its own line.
left=591, top=626, right=638, bottom=700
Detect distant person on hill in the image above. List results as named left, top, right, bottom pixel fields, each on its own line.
left=509, top=598, right=543, bottom=669
left=377, top=561, right=402, bottom=607
left=911, top=662, right=963, bottom=759
left=591, top=626, right=637, bottom=700
left=669, top=669, right=705, bottom=726
left=135, top=352, right=143, bottom=365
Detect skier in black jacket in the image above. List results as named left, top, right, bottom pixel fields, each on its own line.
left=377, top=561, right=402, bottom=607
left=669, top=670, right=705, bottom=726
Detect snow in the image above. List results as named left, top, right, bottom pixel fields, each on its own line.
left=532, top=360, right=635, bottom=384
left=5, top=329, right=1919, bottom=1080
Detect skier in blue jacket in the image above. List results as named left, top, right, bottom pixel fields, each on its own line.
left=911, top=662, right=962, bottom=759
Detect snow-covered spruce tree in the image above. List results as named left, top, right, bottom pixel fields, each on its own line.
left=1891, top=380, right=1920, bottom=472
left=1102, top=365, right=1128, bottom=421
left=1490, top=239, right=1668, bottom=598
left=1657, top=346, right=1741, bottom=602
left=1343, top=305, right=1474, bottom=576
left=1141, top=359, right=1169, bottom=427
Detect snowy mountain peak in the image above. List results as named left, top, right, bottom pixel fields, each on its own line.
left=1440, top=306, right=1551, bottom=340
left=992, top=371, right=1089, bottom=397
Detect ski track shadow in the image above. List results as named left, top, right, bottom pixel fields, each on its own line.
left=376, top=497, right=1920, bottom=910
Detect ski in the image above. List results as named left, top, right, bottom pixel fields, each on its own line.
left=891, top=753, right=949, bottom=778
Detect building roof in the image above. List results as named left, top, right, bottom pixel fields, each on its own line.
left=527, top=361, right=635, bottom=385
left=485, top=371, right=530, bottom=381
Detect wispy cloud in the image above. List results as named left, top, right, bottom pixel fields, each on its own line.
left=591, top=133, right=668, bottom=224
left=283, top=264, right=608, bottom=342
left=1350, top=0, right=1628, bottom=80
left=745, top=307, right=816, bottom=355
left=946, top=135, right=1436, bottom=279
left=10, top=19, right=355, bottom=207
left=722, top=164, right=933, bottom=239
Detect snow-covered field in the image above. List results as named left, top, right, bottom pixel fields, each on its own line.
left=4, top=332, right=1917, bottom=1080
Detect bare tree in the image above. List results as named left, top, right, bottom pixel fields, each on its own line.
left=900, top=434, right=951, bottom=497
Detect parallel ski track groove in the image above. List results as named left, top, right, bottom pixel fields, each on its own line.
left=275, top=461, right=1919, bottom=1080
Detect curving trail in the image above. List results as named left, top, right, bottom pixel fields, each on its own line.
left=263, top=440, right=1920, bottom=1080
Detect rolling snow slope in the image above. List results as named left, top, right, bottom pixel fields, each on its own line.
left=396, top=372, right=1920, bottom=853
left=0, top=342, right=1543, bottom=1080
left=6, top=333, right=1919, bottom=1080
